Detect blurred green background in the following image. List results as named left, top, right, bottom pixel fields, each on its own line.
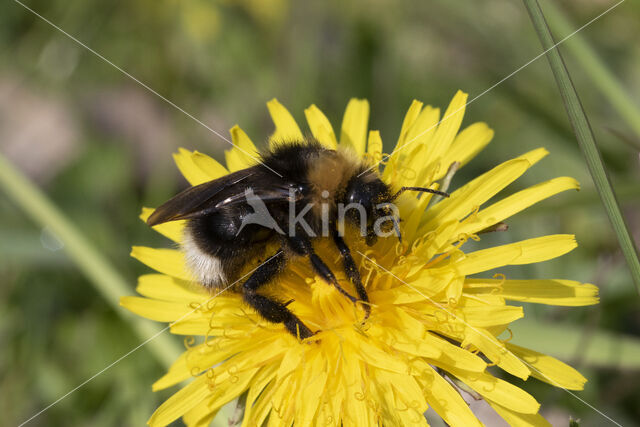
left=1, top=0, right=639, bottom=426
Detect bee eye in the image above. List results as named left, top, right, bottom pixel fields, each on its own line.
left=346, top=186, right=372, bottom=212
left=345, top=177, right=390, bottom=215
left=287, top=183, right=306, bottom=193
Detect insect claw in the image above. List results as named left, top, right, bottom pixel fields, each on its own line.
left=359, top=300, right=371, bottom=321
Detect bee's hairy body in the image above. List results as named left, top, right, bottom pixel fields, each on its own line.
left=180, top=143, right=370, bottom=289
left=147, top=140, right=447, bottom=339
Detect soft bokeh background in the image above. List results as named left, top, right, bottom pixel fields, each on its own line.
left=1, top=0, right=639, bottom=426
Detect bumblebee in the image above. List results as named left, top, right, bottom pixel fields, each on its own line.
left=148, top=140, right=447, bottom=339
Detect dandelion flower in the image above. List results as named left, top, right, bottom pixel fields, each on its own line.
left=121, top=92, right=599, bottom=426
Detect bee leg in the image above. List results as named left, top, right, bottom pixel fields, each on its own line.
left=332, top=232, right=371, bottom=320
left=309, top=253, right=357, bottom=304
left=242, top=250, right=314, bottom=339
left=286, top=236, right=358, bottom=304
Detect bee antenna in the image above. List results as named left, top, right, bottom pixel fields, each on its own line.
left=392, top=186, right=450, bottom=200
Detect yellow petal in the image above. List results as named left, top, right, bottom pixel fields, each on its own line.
left=210, top=341, right=283, bottom=393
left=317, top=373, right=343, bottom=427
left=461, top=304, right=523, bottom=327
left=341, top=351, right=370, bottom=426
left=209, top=367, right=261, bottom=414
left=356, top=339, right=410, bottom=374
left=464, top=278, right=599, bottom=306
left=242, top=365, right=277, bottom=423
left=226, top=125, right=260, bottom=172
left=421, top=147, right=549, bottom=232
left=420, top=159, right=530, bottom=232
left=400, top=105, right=439, bottom=159
left=425, top=333, right=487, bottom=373
left=276, top=344, right=305, bottom=382
left=506, top=343, right=588, bottom=390
left=169, top=317, right=215, bottom=335
left=191, top=151, right=228, bottom=180
left=447, top=235, right=577, bottom=276
left=295, top=353, right=328, bottom=423
left=519, top=147, right=549, bottom=165
left=416, top=362, right=482, bottom=427
left=269, top=365, right=298, bottom=426
left=390, top=372, right=429, bottom=414
left=136, top=274, right=207, bottom=302
left=372, top=369, right=428, bottom=425
left=152, top=349, right=193, bottom=391
left=224, top=150, right=244, bottom=173
left=395, top=99, right=423, bottom=150
left=373, top=276, right=445, bottom=305
left=155, top=335, right=280, bottom=391
left=183, top=402, right=218, bottom=427
left=225, top=129, right=255, bottom=172
left=394, top=150, right=425, bottom=190
left=369, top=372, right=401, bottom=425
left=401, top=191, right=432, bottom=240
left=456, top=177, right=580, bottom=238
left=448, top=369, right=540, bottom=414
left=490, top=402, right=551, bottom=427
left=410, top=219, right=460, bottom=263
left=304, top=104, right=337, bottom=148
left=148, top=375, right=210, bottom=427
left=131, top=246, right=192, bottom=281
left=390, top=334, right=441, bottom=360
left=140, top=207, right=185, bottom=242
left=436, top=122, right=494, bottom=179
left=267, top=98, right=304, bottom=148
left=462, top=326, right=530, bottom=380
left=367, top=130, right=383, bottom=158
left=340, top=98, right=369, bottom=154
left=231, top=125, right=258, bottom=154
left=424, top=90, right=468, bottom=164
left=167, top=306, right=256, bottom=337
left=120, top=296, right=195, bottom=322
left=173, top=148, right=217, bottom=186
left=246, top=380, right=277, bottom=427
left=400, top=106, right=441, bottom=184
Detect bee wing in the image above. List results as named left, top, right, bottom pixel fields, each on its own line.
left=146, top=168, right=297, bottom=226
left=214, top=186, right=300, bottom=208
left=146, top=170, right=255, bottom=226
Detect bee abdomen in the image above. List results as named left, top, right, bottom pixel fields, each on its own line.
left=182, top=232, right=228, bottom=288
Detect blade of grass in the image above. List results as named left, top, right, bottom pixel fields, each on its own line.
left=522, top=0, right=640, bottom=294
left=542, top=0, right=640, bottom=141
left=0, top=152, right=182, bottom=368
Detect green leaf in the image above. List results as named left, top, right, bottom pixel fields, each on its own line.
left=0, top=152, right=182, bottom=369
left=522, top=0, right=640, bottom=294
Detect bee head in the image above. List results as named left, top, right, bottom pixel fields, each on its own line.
left=342, top=175, right=398, bottom=246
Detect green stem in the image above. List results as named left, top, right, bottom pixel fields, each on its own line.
left=0, top=152, right=182, bottom=368
left=522, top=0, right=640, bottom=294
left=542, top=0, right=640, bottom=141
